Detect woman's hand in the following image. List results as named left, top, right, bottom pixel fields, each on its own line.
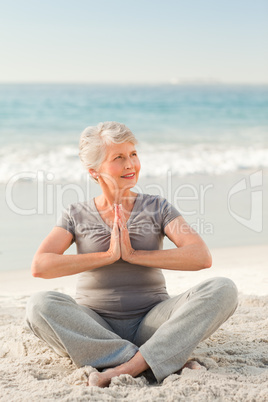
left=107, top=204, right=136, bottom=263
left=117, top=204, right=136, bottom=262
left=97, top=173, right=120, bottom=209
left=107, top=205, right=121, bottom=263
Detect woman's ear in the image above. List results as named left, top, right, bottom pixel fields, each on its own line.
left=89, top=169, right=99, bottom=179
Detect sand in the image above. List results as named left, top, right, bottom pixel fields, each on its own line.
left=0, top=244, right=267, bottom=401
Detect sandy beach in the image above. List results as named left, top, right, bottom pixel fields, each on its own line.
left=0, top=244, right=267, bottom=401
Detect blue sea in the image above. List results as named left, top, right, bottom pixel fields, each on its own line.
left=0, top=83, right=268, bottom=183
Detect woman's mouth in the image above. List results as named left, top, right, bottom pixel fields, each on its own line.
left=121, top=173, right=135, bottom=179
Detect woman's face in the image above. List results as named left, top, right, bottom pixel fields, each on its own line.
left=98, top=142, right=141, bottom=191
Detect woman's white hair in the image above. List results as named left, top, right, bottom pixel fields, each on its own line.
left=79, top=121, right=138, bottom=184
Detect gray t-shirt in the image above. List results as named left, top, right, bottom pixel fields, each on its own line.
left=56, top=193, right=181, bottom=319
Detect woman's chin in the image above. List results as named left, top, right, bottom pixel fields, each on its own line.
left=118, top=181, right=137, bottom=191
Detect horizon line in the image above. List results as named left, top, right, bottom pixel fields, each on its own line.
left=0, top=80, right=268, bottom=86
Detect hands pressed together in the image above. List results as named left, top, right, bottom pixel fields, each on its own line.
left=95, top=173, right=136, bottom=264
left=108, top=204, right=136, bottom=263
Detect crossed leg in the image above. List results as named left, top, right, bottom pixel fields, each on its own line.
left=26, top=277, right=238, bottom=387
left=89, top=277, right=238, bottom=386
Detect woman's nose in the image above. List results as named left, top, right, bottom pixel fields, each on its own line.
left=125, top=156, right=134, bottom=169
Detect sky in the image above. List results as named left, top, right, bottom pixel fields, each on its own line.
left=0, top=0, right=267, bottom=84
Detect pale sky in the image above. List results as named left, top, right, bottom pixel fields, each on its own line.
left=0, top=0, right=267, bottom=84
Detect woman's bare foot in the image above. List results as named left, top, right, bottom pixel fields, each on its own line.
left=175, top=360, right=203, bottom=375
left=87, top=351, right=149, bottom=388
left=88, top=369, right=114, bottom=387
left=183, top=360, right=203, bottom=370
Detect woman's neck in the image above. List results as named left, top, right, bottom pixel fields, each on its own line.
left=96, top=191, right=137, bottom=210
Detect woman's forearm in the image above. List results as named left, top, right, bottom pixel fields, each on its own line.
left=129, top=243, right=212, bottom=271
left=31, top=251, right=115, bottom=279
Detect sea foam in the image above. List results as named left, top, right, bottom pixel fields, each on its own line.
left=1, top=142, right=267, bottom=184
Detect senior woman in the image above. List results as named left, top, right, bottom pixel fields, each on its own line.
left=26, top=121, right=238, bottom=387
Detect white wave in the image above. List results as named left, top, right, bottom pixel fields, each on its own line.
left=1, top=142, right=268, bottom=184
left=138, top=142, right=268, bottom=176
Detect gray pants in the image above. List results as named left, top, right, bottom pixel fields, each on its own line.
left=25, top=277, right=238, bottom=383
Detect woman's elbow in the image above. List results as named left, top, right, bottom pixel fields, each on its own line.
left=201, top=248, right=213, bottom=269
left=193, top=245, right=212, bottom=270
left=31, top=262, right=42, bottom=278
left=31, top=255, right=46, bottom=278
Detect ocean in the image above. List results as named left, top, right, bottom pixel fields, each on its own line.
left=0, top=83, right=268, bottom=183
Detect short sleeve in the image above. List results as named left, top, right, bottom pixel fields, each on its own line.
left=55, top=205, right=76, bottom=243
left=160, top=197, right=181, bottom=234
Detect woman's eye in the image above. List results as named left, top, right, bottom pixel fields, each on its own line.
left=115, top=153, right=137, bottom=160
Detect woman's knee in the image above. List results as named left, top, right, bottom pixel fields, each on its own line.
left=209, top=277, right=238, bottom=311
left=26, top=291, right=72, bottom=325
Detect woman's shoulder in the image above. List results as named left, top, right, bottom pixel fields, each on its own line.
left=138, top=192, right=170, bottom=209
left=61, top=199, right=94, bottom=216
left=139, top=192, right=168, bottom=202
